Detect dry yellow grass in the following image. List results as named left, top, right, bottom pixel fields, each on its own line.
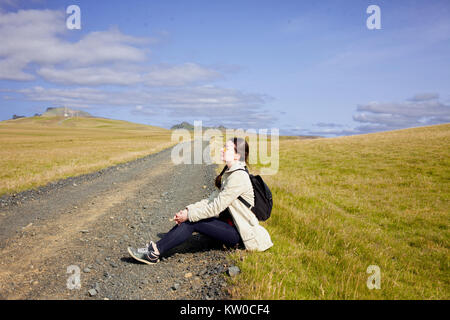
left=228, top=123, right=449, bottom=299
left=0, top=116, right=176, bottom=196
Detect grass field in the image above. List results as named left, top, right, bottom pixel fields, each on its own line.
left=228, top=123, right=449, bottom=299
left=1, top=116, right=448, bottom=299
left=0, top=116, right=176, bottom=197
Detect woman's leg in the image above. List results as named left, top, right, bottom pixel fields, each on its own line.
left=155, top=222, right=196, bottom=255
left=192, top=218, right=241, bottom=247
left=155, top=218, right=241, bottom=255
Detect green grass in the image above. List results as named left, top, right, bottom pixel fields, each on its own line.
left=228, top=124, right=449, bottom=299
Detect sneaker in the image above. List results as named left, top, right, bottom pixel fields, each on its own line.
left=128, top=242, right=159, bottom=265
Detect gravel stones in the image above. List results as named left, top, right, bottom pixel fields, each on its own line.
left=227, top=266, right=241, bottom=277
left=172, top=283, right=180, bottom=291
left=0, top=141, right=235, bottom=300
left=88, top=289, right=97, bottom=297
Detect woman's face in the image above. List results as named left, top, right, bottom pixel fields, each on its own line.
left=221, top=140, right=238, bottom=162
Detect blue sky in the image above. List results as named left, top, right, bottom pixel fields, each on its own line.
left=0, top=0, right=449, bottom=136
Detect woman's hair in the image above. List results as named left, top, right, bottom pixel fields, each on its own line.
left=215, top=137, right=249, bottom=189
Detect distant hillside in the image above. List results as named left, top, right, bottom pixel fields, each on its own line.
left=1, top=114, right=169, bottom=131
left=42, top=107, right=93, bottom=118
left=171, top=121, right=321, bottom=139
left=171, top=121, right=226, bottom=131
left=0, top=115, right=174, bottom=196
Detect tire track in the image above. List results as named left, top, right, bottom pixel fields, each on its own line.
left=0, top=140, right=235, bottom=300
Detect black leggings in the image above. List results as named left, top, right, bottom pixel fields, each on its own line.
left=156, top=217, right=242, bottom=255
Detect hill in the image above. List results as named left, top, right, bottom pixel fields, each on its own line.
left=0, top=116, right=175, bottom=196
left=2, top=114, right=167, bottom=130
left=229, top=123, right=449, bottom=299
left=41, top=107, right=93, bottom=118
left=171, top=121, right=226, bottom=131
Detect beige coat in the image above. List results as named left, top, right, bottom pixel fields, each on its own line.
left=186, top=161, right=273, bottom=252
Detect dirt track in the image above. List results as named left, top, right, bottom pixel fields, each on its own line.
left=0, top=140, right=236, bottom=300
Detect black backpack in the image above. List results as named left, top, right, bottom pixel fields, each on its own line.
left=220, top=165, right=273, bottom=221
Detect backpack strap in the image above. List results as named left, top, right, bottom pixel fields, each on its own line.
left=232, top=167, right=253, bottom=210
left=238, top=195, right=253, bottom=209
left=219, top=165, right=228, bottom=175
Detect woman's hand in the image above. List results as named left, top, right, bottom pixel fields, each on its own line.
left=173, top=208, right=188, bottom=225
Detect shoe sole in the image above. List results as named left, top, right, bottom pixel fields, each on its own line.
left=127, top=247, right=158, bottom=265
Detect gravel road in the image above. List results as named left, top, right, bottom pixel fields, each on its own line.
left=0, top=140, right=239, bottom=300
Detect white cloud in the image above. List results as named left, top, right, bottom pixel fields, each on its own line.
left=355, top=98, right=449, bottom=123
left=0, top=0, right=44, bottom=10
left=315, top=122, right=345, bottom=128
left=0, top=9, right=226, bottom=87
left=293, top=124, right=358, bottom=136
left=0, top=8, right=276, bottom=129
left=36, top=66, right=143, bottom=86
left=300, top=93, right=450, bottom=136
left=0, top=9, right=151, bottom=81
left=407, top=93, right=440, bottom=102
left=12, top=84, right=274, bottom=122
left=35, top=62, right=223, bottom=87
left=0, top=57, right=35, bottom=81
left=9, top=84, right=276, bottom=128
left=65, top=28, right=150, bottom=66
left=144, top=63, right=222, bottom=87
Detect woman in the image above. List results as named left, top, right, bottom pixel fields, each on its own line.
left=128, top=137, right=273, bottom=264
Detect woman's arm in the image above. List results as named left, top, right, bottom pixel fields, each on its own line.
left=185, top=189, right=219, bottom=212
left=186, top=171, right=249, bottom=222
left=173, top=189, right=220, bottom=224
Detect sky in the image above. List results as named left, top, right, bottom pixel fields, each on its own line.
left=0, top=0, right=449, bottom=136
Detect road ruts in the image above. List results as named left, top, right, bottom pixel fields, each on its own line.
left=0, top=139, right=235, bottom=300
